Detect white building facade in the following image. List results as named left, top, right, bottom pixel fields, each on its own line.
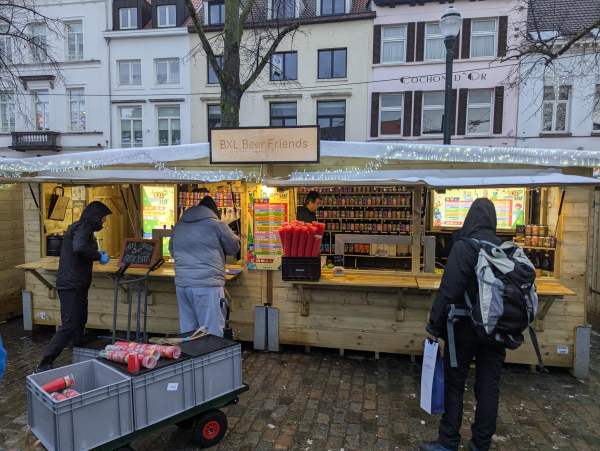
left=102, top=0, right=195, bottom=150
left=368, top=0, right=520, bottom=147
left=189, top=0, right=375, bottom=144
left=0, top=0, right=111, bottom=157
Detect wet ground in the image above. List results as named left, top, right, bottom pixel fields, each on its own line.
left=1, top=318, right=599, bottom=451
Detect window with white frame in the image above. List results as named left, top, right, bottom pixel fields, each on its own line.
left=31, top=24, right=47, bottom=62
left=424, top=23, right=444, bottom=61
left=470, top=19, right=497, bottom=58
left=321, top=0, right=345, bottom=15
left=0, top=29, right=12, bottom=62
left=119, top=60, right=142, bottom=86
left=208, top=2, right=225, bottom=25
left=0, top=93, right=15, bottom=133
left=593, top=85, right=600, bottom=132
left=34, top=91, right=50, bottom=130
left=466, top=90, right=493, bottom=134
left=542, top=85, right=570, bottom=132
left=120, top=107, right=142, bottom=148
left=157, top=106, right=181, bottom=146
left=66, top=22, right=84, bottom=61
left=120, top=8, right=138, bottom=29
left=69, top=89, right=86, bottom=131
left=156, top=59, right=180, bottom=85
left=379, top=94, right=403, bottom=136
left=381, top=26, right=406, bottom=64
left=273, top=0, right=296, bottom=19
left=422, top=92, right=444, bottom=135
left=158, top=5, right=176, bottom=27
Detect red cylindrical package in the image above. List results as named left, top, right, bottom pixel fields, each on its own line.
left=42, top=374, right=74, bottom=394
left=61, top=389, right=80, bottom=399
left=51, top=392, right=67, bottom=402
left=278, top=227, right=286, bottom=256
left=305, top=226, right=316, bottom=257
left=284, top=226, right=293, bottom=257
left=298, top=226, right=309, bottom=257
left=291, top=225, right=301, bottom=257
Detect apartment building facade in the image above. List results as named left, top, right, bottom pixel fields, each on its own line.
left=368, top=0, right=519, bottom=147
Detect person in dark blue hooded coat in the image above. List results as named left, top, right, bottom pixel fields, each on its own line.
left=420, top=198, right=505, bottom=451
left=36, top=201, right=112, bottom=373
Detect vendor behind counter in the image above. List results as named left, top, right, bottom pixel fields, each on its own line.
left=296, top=190, right=321, bottom=223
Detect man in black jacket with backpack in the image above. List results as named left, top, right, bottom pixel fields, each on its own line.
left=420, top=198, right=505, bottom=451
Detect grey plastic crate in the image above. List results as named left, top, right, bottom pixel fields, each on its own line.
left=193, top=344, right=242, bottom=406
left=73, top=347, right=101, bottom=364
left=27, top=360, right=133, bottom=451
left=131, top=358, right=194, bottom=430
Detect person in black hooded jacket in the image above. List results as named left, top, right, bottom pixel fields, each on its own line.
left=36, top=201, right=112, bottom=373
left=420, top=198, right=505, bottom=451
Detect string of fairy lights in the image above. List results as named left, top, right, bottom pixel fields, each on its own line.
left=0, top=141, right=599, bottom=187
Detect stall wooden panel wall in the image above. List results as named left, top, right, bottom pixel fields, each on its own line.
left=0, top=184, right=25, bottom=320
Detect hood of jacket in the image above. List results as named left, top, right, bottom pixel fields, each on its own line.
left=452, top=198, right=497, bottom=241
left=80, top=201, right=112, bottom=232
left=180, top=205, right=219, bottom=223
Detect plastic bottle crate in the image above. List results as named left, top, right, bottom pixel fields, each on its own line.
left=130, top=358, right=195, bottom=430
left=282, top=256, right=321, bottom=281
left=73, top=347, right=101, bottom=364
left=26, top=360, right=133, bottom=451
left=192, top=344, right=243, bottom=406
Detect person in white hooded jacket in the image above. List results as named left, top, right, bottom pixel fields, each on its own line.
left=169, top=196, right=240, bottom=336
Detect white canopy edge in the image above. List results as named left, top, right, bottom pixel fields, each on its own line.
left=0, top=141, right=600, bottom=175
left=266, top=168, right=600, bottom=188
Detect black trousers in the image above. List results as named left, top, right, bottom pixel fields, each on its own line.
left=438, top=321, right=506, bottom=451
left=40, top=289, right=88, bottom=366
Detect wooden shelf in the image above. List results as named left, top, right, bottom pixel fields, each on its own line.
left=320, top=205, right=411, bottom=208
left=522, top=246, right=556, bottom=250
left=304, top=192, right=412, bottom=196
left=344, top=254, right=412, bottom=259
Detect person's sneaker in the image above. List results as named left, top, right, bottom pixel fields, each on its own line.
left=34, top=363, right=53, bottom=374
left=419, top=441, right=453, bottom=451
left=468, top=440, right=482, bottom=451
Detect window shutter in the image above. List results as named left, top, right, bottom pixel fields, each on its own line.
left=371, top=92, right=380, bottom=138
left=373, top=25, right=382, bottom=65
left=497, top=16, right=508, bottom=57
left=412, top=91, right=423, bottom=136
left=453, top=32, right=460, bottom=60
left=493, top=86, right=504, bottom=134
left=416, top=22, right=425, bottom=62
left=451, top=88, right=457, bottom=135
left=457, top=88, right=468, bottom=135
left=403, top=91, right=413, bottom=137
left=406, top=23, right=416, bottom=63
left=461, top=18, right=471, bottom=59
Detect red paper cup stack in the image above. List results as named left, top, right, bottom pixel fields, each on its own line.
left=311, top=222, right=326, bottom=257
left=305, top=226, right=317, bottom=257
left=291, top=225, right=301, bottom=257
left=298, top=226, right=309, bottom=257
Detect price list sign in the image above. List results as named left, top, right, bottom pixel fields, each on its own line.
left=247, top=188, right=289, bottom=270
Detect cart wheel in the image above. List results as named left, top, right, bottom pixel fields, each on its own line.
left=192, top=409, right=227, bottom=448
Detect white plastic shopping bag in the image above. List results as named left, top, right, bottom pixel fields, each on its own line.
left=420, top=340, right=445, bottom=414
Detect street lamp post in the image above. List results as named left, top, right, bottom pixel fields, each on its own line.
left=439, top=6, right=462, bottom=145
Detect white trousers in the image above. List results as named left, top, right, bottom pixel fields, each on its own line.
left=176, top=286, right=225, bottom=337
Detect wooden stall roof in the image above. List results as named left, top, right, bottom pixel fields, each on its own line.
left=17, top=259, right=244, bottom=281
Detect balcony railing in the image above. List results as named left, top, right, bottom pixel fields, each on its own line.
left=10, top=131, right=61, bottom=152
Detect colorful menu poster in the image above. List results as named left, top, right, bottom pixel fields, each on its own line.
left=247, top=186, right=289, bottom=270
left=433, top=187, right=526, bottom=229
left=142, top=185, right=175, bottom=256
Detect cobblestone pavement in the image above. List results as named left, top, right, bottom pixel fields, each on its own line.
left=1, top=318, right=599, bottom=451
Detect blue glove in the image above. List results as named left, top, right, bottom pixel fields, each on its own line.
left=99, top=253, right=110, bottom=265
left=99, top=251, right=107, bottom=255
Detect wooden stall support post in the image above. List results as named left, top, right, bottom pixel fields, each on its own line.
left=412, top=186, right=423, bottom=274
left=26, top=269, right=56, bottom=299
left=534, top=296, right=559, bottom=332
left=573, top=325, right=591, bottom=379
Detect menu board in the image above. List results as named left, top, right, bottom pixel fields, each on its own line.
left=118, top=238, right=160, bottom=268
left=246, top=186, right=289, bottom=270
left=432, top=188, right=526, bottom=230
left=142, top=186, right=175, bottom=256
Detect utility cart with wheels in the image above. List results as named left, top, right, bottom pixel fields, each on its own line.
left=26, top=248, right=247, bottom=451
left=93, top=384, right=249, bottom=451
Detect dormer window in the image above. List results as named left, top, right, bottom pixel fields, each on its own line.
left=120, top=8, right=138, bottom=29
left=208, top=2, right=225, bottom=25
left=273, top=0, right=296, bottom=19
left=157, top=5, right=176, bottom=27
left=321, top=0, right=345, bottom=15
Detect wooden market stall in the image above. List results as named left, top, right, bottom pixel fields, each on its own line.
left=11, top=147, right=598, bottom=376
